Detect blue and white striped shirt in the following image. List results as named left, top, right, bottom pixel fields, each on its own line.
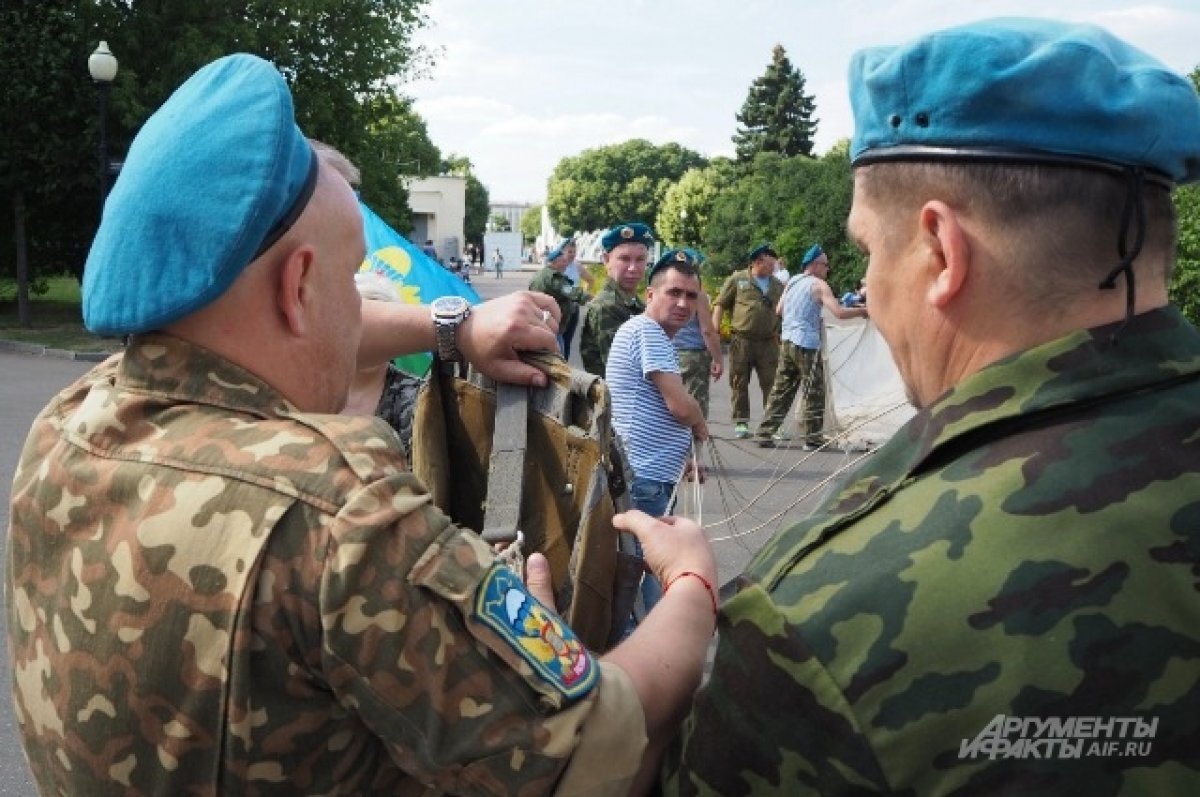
left=607, top=314, right=692, bottom=483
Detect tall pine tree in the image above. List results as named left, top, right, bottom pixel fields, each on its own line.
left=733, top=44, right=818, bottom=162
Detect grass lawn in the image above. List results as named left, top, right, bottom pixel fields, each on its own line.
left=0, top=276, right=124, bottom=353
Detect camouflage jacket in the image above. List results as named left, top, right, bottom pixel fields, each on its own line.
left=7, top=334, right=645, bottom=796
left=528, top=266, right=587, bottom=327
left=665, top=307, right=1200, bottom=795
left=714, top=268, right=783, bottom=339
left=580, top=279, right=644, bottom=376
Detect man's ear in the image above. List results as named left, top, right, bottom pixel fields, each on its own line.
left=275, top=244, right=317, bottom=337
left=919, top=200, right=969, bottom=309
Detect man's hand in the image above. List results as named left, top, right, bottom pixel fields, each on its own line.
left=683, top=458, right=706, bottom=484
left=613, top=511, right=716, bottom=588
left=709, top=358, right=724, bottom=380
left=524, top=553, right=557, bottom=609
left=692, top=418, right=710, bottom=443
left=459, top=292, right=561, bottom=387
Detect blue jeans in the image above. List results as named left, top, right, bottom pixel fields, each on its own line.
left=629, top=477, right=676, bottom=614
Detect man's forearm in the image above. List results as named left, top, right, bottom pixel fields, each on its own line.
left=358, top=300, right=435, bottom=369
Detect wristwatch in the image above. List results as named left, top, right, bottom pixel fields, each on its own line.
left=430, top=295, right=472, bottom=362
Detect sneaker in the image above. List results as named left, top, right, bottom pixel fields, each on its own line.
left=802, top=439, right=841, bottom=452
left=734, top=423, right=751, bottom=439
left=757, top=437, right=776, bottom=449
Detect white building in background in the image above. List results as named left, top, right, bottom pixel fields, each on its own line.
left=406, top=176, right=466, bottom=262
left=489, top=201, right=534, bottom=235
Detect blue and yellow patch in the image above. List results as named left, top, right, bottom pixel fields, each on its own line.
left=473, top=564, right=598, bottom=699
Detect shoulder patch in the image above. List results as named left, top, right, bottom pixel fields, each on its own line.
left=473, top=564, right=598, bottom=699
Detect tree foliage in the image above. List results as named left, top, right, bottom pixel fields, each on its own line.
left=733, top=44, right=818, bottom=163
left=656, top=159, right=737, bottom=249
left=443, top=155, right=490, bottom=251
left=519, top=204, right=542, bottom=243
left=1171, top=66, right=1200, bottom=326
left=2, top=0, right=434, bottom=297
left=702, top=149, right=860, bottom=292
left=546, top=139, right=707, bottom=234
left=1, top=0, right=105, bottom=293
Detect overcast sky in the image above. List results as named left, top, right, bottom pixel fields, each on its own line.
left=404, top=0, right=1200, bottom=204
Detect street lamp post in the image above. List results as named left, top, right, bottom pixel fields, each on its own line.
left=88, top=41, right=119, bottom=217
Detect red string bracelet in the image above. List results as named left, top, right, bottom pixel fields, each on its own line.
left=664, top=571, right=718, bottom=618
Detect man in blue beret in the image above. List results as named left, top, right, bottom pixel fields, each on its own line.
left=712, top=242, right=785, bottom=438
left=756, top=243, right=868, bottom=450
left=579, top=221, right=657, bottom=375
left=528, top=242, right=588, bottom=355
left=665, top=18, right=1200, bottom=794
left=6, top=53, right=720, bottom=795
left=607, top=249, right=710, bottom=620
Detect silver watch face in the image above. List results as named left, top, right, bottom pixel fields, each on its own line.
left=431, top=295, right=470, bottom=318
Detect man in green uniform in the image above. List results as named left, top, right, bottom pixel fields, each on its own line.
left=528, top=241, right=587, bottom=356
left=664, top=18, right=1200, bottom=795
left=5, top=54, right=720, bottom=796
left=713, top=243, right=784, bottom=438
left=579, top=221, right=655, bottom=375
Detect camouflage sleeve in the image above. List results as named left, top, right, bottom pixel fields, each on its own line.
left=580, top=302, right=624, bottom=376
left=714, top=275, right=737, bottom=312
left=663, top=582, right=890, bottom=796
left=320, top=477, right=645, bottom=794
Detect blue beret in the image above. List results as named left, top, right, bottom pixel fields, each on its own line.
left=849, top=18, right=1200, bottom=184
left=83, top=54, right=317, bottom=334
left=601, top=222, right=656, bottom=252
left=647, top=248, right=700, bottom=283
left=801, top=244, right=825, bottom=267
left=748, top=243, right=778, bottom=261
left=545, top=245, right=565, bottom=263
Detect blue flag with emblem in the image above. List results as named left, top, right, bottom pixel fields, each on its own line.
left=357, top=200, right=480, bottom=376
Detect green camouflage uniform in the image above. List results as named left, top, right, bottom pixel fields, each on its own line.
left=7, top=334, right=645, bottom=795
left=580, top=278, right=644, bottom=376
left=714, top=269, right=783, bottom=424
left=528, top=266, right=586, bottom=331
left=665, top=306, right=1200, bottom=795
left=677, top=349, right=713, bottom=419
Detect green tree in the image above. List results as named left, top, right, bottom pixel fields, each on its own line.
left=703, top=148, right=859, bottom=291
left=657, top=159, right=737, bottom=249
left=350, top=93, right=440, bottom=234
left=3, top=0, right=433, bottom=304
left=444, top=155, right=490, bottom=251
left=519, top=204, right=542, bottom=243
left=1170, top=66, right=1200, bottom=326
left=733, top=44, right=818, bottom=163
left=546, top=139, right=707, bottom=233
left=489, top=213, right=512, bottom=232
left=1, top=0, right=103, bottom=315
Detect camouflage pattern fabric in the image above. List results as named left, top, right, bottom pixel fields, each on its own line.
left=665, top=307, right=1200, bottom=795
left=373, top=362, right=422, bottom=456
left=528, top=266, right=587, bottom=330
left=713, top=268, right=783, bottom=338
left=677, top=349, right=713, bottom=419
left=580, top=278, right=645, bottom=376
left=756, top=342, right=824, bottom=443
left=6, top=334, right=645, bottom=795
left=726, top=335, right=780, bottom=426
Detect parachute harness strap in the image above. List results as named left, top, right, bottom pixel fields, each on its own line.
left=483, top=382, right=529, bottom=559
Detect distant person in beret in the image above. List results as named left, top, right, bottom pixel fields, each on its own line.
left=6, top=53, right=718, bottom=796
left=528, top=242, right=588, bottom=356
left=756, top=243, right=868, bottom=450
left=671, top=247, right=724, bottom=419
left=712, top=242, right=785, bottom=438
left=607, top=248, right=710, bottom=623
left=560, top=237, right=596, bottom=359
left=579, top=221, right=657, bottom=375
left=665, top=18, right=1200, bottom=794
